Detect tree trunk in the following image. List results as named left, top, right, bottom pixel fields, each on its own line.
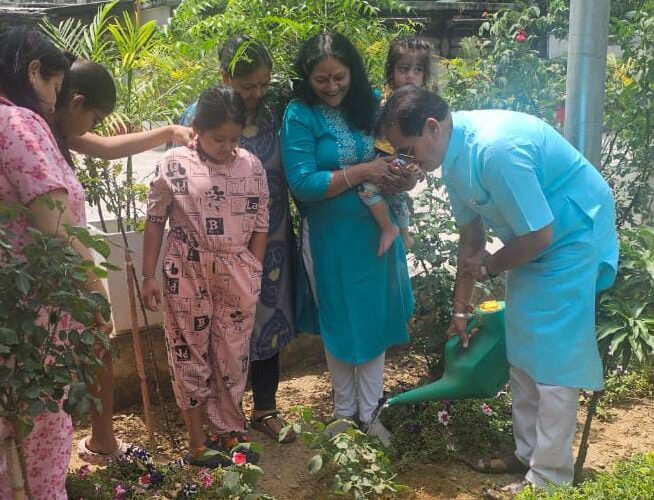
left=125, top=249, right=155, bottom=445
left=4, top=436, right=30, bottom=500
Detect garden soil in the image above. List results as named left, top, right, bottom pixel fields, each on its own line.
left=69, top=345, right=654, bottom=499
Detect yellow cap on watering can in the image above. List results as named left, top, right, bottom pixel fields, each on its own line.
left=386, top=300, right=509, bottom=406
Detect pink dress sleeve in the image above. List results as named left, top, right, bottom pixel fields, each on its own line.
left=253, top=158, right=269, bottom=233
left=146, top=159, right=173, bottom=223
left=1, top=107, right=75, bottom=206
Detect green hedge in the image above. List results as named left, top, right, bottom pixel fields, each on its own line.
left=516, top=452, right=654, bottom=500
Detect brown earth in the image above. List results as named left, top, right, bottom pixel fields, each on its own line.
left=69, top=346, right=654, bottom=499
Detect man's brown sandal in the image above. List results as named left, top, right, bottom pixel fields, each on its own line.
left=251, top=410, right=296, bottom=444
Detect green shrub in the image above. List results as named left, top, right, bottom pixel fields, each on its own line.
left=515, top=452, right=654, bottom=500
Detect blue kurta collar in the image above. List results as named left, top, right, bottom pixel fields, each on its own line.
left=441, top=112, right=465, bottom=177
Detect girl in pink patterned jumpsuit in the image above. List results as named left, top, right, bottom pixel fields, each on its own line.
left=142, top=86, right=268, bottom=468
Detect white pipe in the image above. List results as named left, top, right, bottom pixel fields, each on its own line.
left=564, top=0, right=611, bottom=168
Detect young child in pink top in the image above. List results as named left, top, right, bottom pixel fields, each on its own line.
left=141, top=86, right=269, bottom=468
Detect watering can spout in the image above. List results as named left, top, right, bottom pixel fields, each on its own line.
left=386, top=301, right=509, bottom=407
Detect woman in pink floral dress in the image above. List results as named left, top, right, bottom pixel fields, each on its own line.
left=0, top=27, right=110, bottom=499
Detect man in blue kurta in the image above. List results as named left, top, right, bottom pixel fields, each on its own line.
left=379, top=86, right=618, bottom=495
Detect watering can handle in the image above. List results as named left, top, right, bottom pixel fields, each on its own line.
left=445, top=314, right=480, bottom=360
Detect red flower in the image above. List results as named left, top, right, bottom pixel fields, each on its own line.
left=138, top=474, right=151, bottom=488
left=555, top=105, right=566, bottom=126
left=78, top=464, right=91, bottom=479
left=515, top=30, right=527, bottom=43
left=232, top=451, right=247, bottom=465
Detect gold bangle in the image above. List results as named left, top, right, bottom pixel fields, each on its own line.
left=342, top=168, right=353, bottom=189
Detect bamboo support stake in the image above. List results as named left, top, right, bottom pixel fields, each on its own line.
left=125, top=249, right=155, bottom=444
left=4, top=437, right=28, bottom=500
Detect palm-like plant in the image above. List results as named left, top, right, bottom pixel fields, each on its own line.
left=41, top=0, right=180, bottom=229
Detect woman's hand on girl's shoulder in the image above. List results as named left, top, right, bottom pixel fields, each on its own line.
left=171, top=125, right=195, bottom=148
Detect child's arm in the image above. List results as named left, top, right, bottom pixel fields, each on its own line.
left=68, top=125, right=194, bottom=160
left=248, top=231, right=268, bottom=265
left=141, top=219, right=166, bottom=311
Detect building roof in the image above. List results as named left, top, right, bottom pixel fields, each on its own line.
left=0, top=0, right=134, bottom=27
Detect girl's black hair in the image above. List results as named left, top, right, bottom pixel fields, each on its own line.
left=220, top=35, right=272, bottom=79
left=292, top=32, right=376, bottom=133
left=57, top=58, right=116, bottom=115
left=193, top=85, right=246, bottom=131
left=0, top=27, right=69, bottom=118
left=384, top=36, right=433, bottom=87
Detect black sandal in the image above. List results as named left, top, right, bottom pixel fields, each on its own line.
left=251, top=410, right=296, bottom=444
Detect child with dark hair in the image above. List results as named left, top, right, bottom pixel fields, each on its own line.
left=384, top=36, right=433, bottom=90
left=56, top=58, right=193, bottom=167
left=49, top=56, right=193, bottom=467
left=141, top=85, right=269, bottom=467
left=359, top=36, right=434, bottom=254
left=179, top=35, right=298, bottom=445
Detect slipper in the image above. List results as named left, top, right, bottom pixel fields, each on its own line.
left=467, top=453, right=529, bottom=475
left=184, top=441, right=231, bottom=469
left=323, top=416, right=358, bottom=438
left=484, top=479, right=532, bottom=499
left=209, top=433, right=260, bottom=464
left=251, top=410, right=297, bottom=444
left=77, top=436, right=131, bottom=466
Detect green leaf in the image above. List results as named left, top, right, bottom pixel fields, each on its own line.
left=15, top=273, right=30, bottom=294
left=308, top=454, right=323, bottom=474
left=28, top=400, right=45, bottom=417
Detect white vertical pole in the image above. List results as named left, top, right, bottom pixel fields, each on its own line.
left=564, top=0, right=611, bottom=168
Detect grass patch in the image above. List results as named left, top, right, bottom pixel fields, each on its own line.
left=516, top=452, right=654, bottom=500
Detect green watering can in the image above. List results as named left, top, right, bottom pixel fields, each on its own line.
left=387, top=300, right=510, bottom=406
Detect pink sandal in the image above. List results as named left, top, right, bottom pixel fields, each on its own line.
left=77, top=436, right=131, bottom=466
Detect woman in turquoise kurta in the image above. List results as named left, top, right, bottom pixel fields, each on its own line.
left=378, top=86, right=619, bottom=494
left=280, top=33, right=415, bottom=426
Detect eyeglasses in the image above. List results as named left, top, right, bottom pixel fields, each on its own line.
left=91, top=109, right=106, bottom=130
left=396, top=143, right=416, bottom=160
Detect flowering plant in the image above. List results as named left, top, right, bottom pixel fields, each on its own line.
left=66, top=443, right=271, bottom=499
left=382, top=394, right=513, bottom=466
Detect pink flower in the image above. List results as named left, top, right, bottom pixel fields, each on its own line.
left=232, top=451, right=247, bottom=465
left=198, top=468, right=213, bottom=489
left=515, top=30, right=527, bottom=43
left=138, top=475, right=151, bottom=488
left=78, top=464, right=91, bottom=479
left=437, top=410, right=450, bottom=426
left=482, top=11, right=488, bottom=18
left=481, top=403, right=494, bottom=416
left=113, top=484, right=127, bottom=500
